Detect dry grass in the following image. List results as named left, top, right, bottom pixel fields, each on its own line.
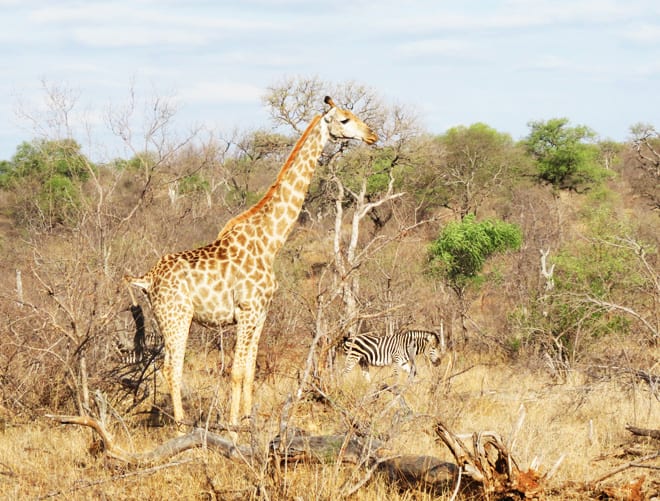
left=1, top=349, right=658, bottom=500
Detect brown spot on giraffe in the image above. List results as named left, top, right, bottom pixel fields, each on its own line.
left=124, top=96, right=377, bottom=436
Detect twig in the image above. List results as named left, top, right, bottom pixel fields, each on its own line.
left=543, top=454, right=565, bottom=481
left=37, top=458, right=194, bottom=499
left=592, top=452, right=660, bottom=484
left=340, top=453, right=400, bottom=497
left=448, top=466, right=462, bottom=501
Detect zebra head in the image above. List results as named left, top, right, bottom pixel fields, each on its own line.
left=426, top=332, right=443, bottom=365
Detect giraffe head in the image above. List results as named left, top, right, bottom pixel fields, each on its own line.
left=323, top=96, right=378, bottom=145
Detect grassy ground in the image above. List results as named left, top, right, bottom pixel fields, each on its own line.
left=1, top=351, right=658, bottom=500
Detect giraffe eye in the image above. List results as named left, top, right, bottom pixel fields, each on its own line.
left=340, top=118, right=350, bottom=125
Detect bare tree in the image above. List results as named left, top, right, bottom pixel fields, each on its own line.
left=262, top=78, right=437, bottom=381
left=629, top=123, right=660, bottom=209
left=4, top=81, right=208, bottom=418
left=436, top=123, right=520, bottom=219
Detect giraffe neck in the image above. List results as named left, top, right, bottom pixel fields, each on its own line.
left=218, top=114, right=329, bottom=254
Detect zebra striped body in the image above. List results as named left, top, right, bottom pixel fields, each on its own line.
left=342, top=330, right=442, bottom=381
left=118, top=330, right=163, bottom=366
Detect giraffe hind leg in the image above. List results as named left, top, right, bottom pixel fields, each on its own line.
left=157, top=309, right=192, bottom=433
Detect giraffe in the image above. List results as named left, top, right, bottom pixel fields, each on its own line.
left=125, top=96, right=377, bottom=433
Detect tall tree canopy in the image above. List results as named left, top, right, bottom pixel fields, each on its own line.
left=524, top=118, right=607, bottom=191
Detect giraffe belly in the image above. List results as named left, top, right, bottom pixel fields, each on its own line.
left=192, top=307, right=235, bottom=326
left=190, top=289, right=236, bottom=326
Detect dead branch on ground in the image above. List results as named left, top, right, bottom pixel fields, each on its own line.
left=51, top=414, right=658, bottom=498
left=626, top=425, right=660, bottom=440
left=434, top=420, right=545, bottom=498
left=46, top=413, right=470, bottom=495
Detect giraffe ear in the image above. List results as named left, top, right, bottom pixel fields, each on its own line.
left=324, top=96, right=336, bottom=108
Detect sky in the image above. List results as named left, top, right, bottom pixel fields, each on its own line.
left=1, top=0, right=659, bottom=162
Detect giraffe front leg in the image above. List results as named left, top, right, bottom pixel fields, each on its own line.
left=240, top=334, right=261, bottom=419
left=229, top=347, right=246, bottom=437
left=240, top=310, right=267, bottom=420
left=229, top=306, right=267, bottom=436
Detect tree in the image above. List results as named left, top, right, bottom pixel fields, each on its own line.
left=1, top=138, right=92, bottom=229
left=435, top=123, right=519, bottom=219
left=428, top=215, right=522, bottom=339
left=628, top=123, right=660, bottom=209
left=1, top=81, right=208, bottom=419
left=524, top=118, right=608, bottom=191
left=262, top=77, right=431, bottom=381
left=550, top=206, right=657, bottom=348
left=221, top=130, right=292, bottom=208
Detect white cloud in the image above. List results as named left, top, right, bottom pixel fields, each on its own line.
left=525, top=55, right=574, bottom=71
left=179, top=81, right=263, bottom=104
left=632, top=60, right=660, bottom=77
left=622, top=23, right=660, bottom=44
left=72, top=26, right=210, bottom=48
left=30, top=4, right=279, bottom=31
left=395, top=39, right=471, bottom=57
left=374, top=0, right=636, bottom=35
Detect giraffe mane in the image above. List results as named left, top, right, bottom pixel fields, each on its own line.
left=217, top=113, right=323, bottom=237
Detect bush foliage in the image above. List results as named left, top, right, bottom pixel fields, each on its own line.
left=0, top=81, right=656, bottom=430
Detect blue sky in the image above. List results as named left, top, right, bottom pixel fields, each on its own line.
left=1, top=0, right=659, bottom=161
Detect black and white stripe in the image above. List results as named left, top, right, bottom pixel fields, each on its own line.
left=342, top=330, right=442, bottom=381
left=118, top=331, right=163, bottom=365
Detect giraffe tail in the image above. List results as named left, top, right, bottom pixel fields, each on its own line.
left=123, top=274, right=150, bottom=306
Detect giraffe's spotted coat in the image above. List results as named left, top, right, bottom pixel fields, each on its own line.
left=124, top=97, right=377, bottom=433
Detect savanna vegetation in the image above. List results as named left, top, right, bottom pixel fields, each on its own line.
left=0, top=77, right=657, bottom=499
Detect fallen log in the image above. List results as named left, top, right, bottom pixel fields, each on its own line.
left=626, top=425, right=660, bottom=440
left=46, top=413, right=538, bottom=498
left=375, top=454, right=463, bottom=495
left=46, top=414, right=253, bottom=464
left=269, top=427, right=384, bottom=464
left=46, top=415, right=386, bottom=468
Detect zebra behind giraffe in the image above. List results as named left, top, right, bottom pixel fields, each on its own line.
left=342, top=330, right=443, bottom=381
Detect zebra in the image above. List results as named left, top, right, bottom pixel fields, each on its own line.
left=342, top=330, right=443, bottom=381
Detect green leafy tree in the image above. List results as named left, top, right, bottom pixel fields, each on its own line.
left=429, top=215, right=523, bottom=292
left=1, top=138, right=92, bottom=228
left=547, top=205, right=656, bottom=353
left=428, top=215, right=522, bottom=338
left=435, top=123, right=520, bottom=218
left=524, top=118, right=608, bottom=191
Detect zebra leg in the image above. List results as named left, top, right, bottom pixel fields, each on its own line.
left=359, top=358, right=371, bottom=382
left=343, top=353, right=359, bottom=376
left=397, top=361, right=414, bottom=381
left=405, top=343, right=418, bottom=380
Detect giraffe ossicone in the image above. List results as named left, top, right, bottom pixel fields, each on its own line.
left=124, top=96, right=377, bottom=434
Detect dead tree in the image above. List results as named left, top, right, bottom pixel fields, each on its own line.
left=46, top=413, right=547, bottom=498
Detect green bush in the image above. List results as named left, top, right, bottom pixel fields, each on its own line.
left=524, top=118, right=610, bottom=191
left=1, top=139, right=92, bottom=229
left=428, top=215, right=523, bottom=293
